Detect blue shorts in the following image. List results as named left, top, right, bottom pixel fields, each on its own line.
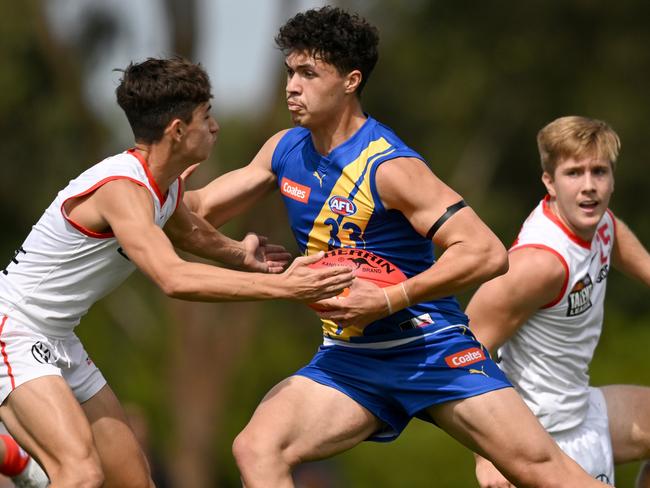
left=295, top=325, right=511, bottom=441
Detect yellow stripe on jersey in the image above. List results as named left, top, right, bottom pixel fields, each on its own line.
left=323, top=320, right=366, bottom=342
left=306, top=137, right=394, bottom=255
left=306, top=137, right=395, bottom=341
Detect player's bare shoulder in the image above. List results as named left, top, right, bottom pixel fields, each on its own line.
left=508, top=245, right=567, bottom=300
left=251, top=129, right=293, bottom=168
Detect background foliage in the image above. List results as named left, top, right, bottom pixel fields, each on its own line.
left=0, top=1, right=648, bottom=486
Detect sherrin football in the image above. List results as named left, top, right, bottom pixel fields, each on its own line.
left=307, top=249, right=407, bottom=310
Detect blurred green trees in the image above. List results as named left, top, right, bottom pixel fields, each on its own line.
left=1, top=1, right=648, bottom=486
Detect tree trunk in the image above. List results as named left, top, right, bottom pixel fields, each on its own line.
left=166, top=299, right=259, bottom=488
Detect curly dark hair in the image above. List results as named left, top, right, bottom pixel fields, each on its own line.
left=275, top=6, right=379, bottom=95
left=115, top=57, right=212, bottom=144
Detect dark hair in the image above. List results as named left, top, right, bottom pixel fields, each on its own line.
left=275, top=6, right=379, bottom=95
left=115, top=57, right=212, bottom=144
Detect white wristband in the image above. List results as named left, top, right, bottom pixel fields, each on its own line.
left=400, top=282, right=411, bottom=307
left=382, top=288, right=393, bottom=315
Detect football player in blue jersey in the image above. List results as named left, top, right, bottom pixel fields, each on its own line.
left=187, top=6, right=608, bottom=487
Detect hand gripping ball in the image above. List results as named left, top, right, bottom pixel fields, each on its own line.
left=308, top=249, right=406, bottom=310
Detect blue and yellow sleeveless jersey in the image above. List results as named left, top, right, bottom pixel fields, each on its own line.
left=272, top=116, right=468, bottom=344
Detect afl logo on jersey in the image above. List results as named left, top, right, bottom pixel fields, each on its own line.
left=328, top=196, right=357, bottom=216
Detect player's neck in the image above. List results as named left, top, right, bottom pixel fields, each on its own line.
left=132, top=144, right=180, bottom=194
left=310, top=104, right=366, bottom=156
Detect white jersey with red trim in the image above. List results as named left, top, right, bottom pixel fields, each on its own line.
left=498, top=196, right=615, bottom=433
left=0, top=150, right=181, bottom=339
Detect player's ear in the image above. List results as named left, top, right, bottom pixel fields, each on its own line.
left=166, top=118, right=185, bottom=141
left=541, top=171, right=556, bottom=197
left=344, top=70, right=362, bottom=94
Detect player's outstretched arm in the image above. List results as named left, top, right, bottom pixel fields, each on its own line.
left=94, top=180, right=354, bottom=302
left=185, top=130, right=288, bottom=228
left=611, top=216, right=650, bottom=286
left=164, top=200, right=291, bottom=273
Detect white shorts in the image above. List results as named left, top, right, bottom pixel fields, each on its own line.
left=0, top=315, right=106, bottom=404
left=552, top=387, right=614, bottom=485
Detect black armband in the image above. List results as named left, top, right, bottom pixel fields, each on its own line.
left=426, top=200, right=468, bottom=240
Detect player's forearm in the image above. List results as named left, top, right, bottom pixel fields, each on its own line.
left=405, top=239, right=508, bottom=306
left=177, top=226, right=249, bottom=268
left=167, top=209, right=252, bottom=268
left=155, top=261, right=288, bottom=301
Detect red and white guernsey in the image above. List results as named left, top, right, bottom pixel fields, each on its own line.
left=0, top=150, right=181, bottom=339
left=499, top=195, right=616, bottom=433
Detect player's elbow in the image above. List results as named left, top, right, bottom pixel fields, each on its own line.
left=478, top=238, right=509, bottom=281
left=490, top=245, right=509, bottom=278
left=154, top=266, right=192, bottom=299
left=157, top=276, right=183, bottom=298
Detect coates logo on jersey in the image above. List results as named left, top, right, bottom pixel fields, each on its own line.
left=567, top=274, right=593, bottom=316
left=280, top=177, right=311, bottom=203
left=328, top=196, right=357, bottom=216
left=445, top=347, right=486, bottom=368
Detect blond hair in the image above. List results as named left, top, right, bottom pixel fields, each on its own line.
left=537, top=116, right=620, bottom=174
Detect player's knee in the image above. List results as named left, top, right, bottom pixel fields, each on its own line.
left=53, top=459, right=105, bottom=487
left=46, top=445, right=105, bottom=487
left=634, top=429, right=650, bottom=459
left=233, top=429, right=263, bottom=470
left=233, top=427, right=290, bottom=473
left=499, top=448, right=571, bottom=488
left=511, top=455, right=598, bottom=488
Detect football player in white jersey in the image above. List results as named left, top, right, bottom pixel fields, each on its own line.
left=0, top=57, right=354, bottom=487
left=469, top=116, right=650, bottom=487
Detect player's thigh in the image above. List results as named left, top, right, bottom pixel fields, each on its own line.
left=82, top=384, right=153, bottom=488
left=239, top=375, right=381, bottom=462
left=428, top=387, right=559, bottom=467
left=601, top=384, right=650, bottom=463
left=0, top=375, right=97, bottom=469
